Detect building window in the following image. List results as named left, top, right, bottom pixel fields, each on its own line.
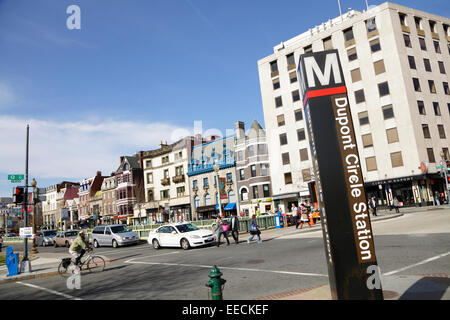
left=390, top=152, right=404, bottom=167
left=279, top=133, right=288, bottom=145
left=204, top=194, right=211, bottom=206
left=147, top=173, right=153, bottom=184
left=347, top=47, right=357, bottom=61
left=366, top=157, right=377, bottom=171
left=203, top=177, right=209, bottom=188
left=366, top=17, right=377, bottom=33
left=226, top=173, right=232, bottom=183
left=370, top=38, right=381, bottom=52
left=434, top=41, right=441, bottom=53
left=163, top=169, right=169, bottom=179
left=386, top=128, right=399, bottom=144
left=433, top=102, right=441, bottom=116
left=424, top=58, right=432, bottom=72
left=413, top=78, right=421, bottom=92
left=162, top=156, right=169, bottom=164
left=442, top=148, right=449, bottom=160
left=297, top=128, right=306, bottom=141
left=415, top=17, right=423, bottom=32
left=448, top=103, right=450, bottom=115
left=251, top=165, right=256, bottom=177
left=403, top=34, right=411, bottom=47
left=177, top=186, right=185, bottom=197
left=419, top=38, right=426, bottom=51
left=282, top=152, right=290, bottom=165
left=351, top=68, right=362, bottom=82
left=252, top=186, right=259, bottom=199
left=147, top=189, right=154, bottom=201
left=261, top=163, right=268, bottom=176
left=382, top=104, right=394, bottom=119
left=438, top=61, right=446, bottom=74
left=323, top=36, right=333, bottom=50
left=408, top=56, right=416, bottom=69
left=374, top=60, right=385, bottom=75
left=275, top=96, right=283, bottom=107
left=272, top=78, right=280, bottom=90
left=302, top=169, right=311, bottom=182
left=263, top=184, right=270, bottom=198
left=299, top=148, right=309, bottom=161
left=294, top=109, right=303, bottom=121
left=378, top=82, right=390, bottom=96
left=438, top=125, right=446, bottom=139
left=241, top=188, right=248, bottom=201
left=358, top=111, right=369, bottom=126
left=422, top=124, right=431, bottom=139
left=193, top=180, right=198, bottom=189
left=284, top=172, right=292, bottom=185
left=239, top=169, right=245, bottom=180
left=286, top=53, right=295, bottom=68
left=427, top=148, right=436, bottom=163
left=238, top=150, right=244, bottom=162
left=175, top=166, right=184, bottom=176
left=428, top=80, right=436, bottom=93
left=444, top=82, right=450, bottom=95
left=292, top=90, right=300, bottom=102
left=270, top=60, right=278, bottom=74
left=289, top=71, right=297, bottom=83
left=362, top=134, right=373, bottom=148
left=343, top=27, right=354, bottom=42
left=258, top=144, right=266, bottom=155
left=160, top=190, right=169, bottom=200
left=228, top=190, right=236, bottom=203
left=354, top=89, right=365, bottom=103
left=248, top=145, right=255, bottom=157
left=145, top=160, right=152, bottom=168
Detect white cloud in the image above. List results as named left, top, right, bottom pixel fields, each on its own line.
left=0, top=116, right=194, bottom=180
left=0, top=83, right=15, bottom=109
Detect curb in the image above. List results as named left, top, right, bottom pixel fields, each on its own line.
left=0, top=270, right=61, bottom=285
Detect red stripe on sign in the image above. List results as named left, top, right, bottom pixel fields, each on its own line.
left=303, top=86, right=347, bottom=107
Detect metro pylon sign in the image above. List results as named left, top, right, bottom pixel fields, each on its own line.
left=298, top=50, right=383, bottom=300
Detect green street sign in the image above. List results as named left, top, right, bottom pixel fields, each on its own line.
left=8, top=174, right=24, bottom=181
left=436, top=166, right=444, bottom=169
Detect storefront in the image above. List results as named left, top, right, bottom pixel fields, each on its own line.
left=170, top=204, right=192, bottom=222
left=195, top=205, right=217, bottom=220
left=365, top=173, right=446, bottom=208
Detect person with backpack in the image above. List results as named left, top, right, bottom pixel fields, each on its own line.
left=247, top=214, right=262, bottom=243
left=215, top=216, right=230, bottom=247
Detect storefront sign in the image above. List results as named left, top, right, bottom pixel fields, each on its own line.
left=219, top=177, right=227, bottom=200
left=298, top=50, right=383, bottom=300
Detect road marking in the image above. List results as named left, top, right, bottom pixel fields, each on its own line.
left=16, top=281, right=82, bottom=300
left=95, top=245, right=150, bottom=255
left=124, top=251, right=179, bottom=263
left=383, top=251, right=450, bottom=276
left=125, top=260, right=327, bottom=277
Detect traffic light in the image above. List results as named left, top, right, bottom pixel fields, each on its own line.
left=13, top=186, right=24, bottom=204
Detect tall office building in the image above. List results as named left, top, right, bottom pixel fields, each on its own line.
left=258, top=2, right=450, bottom=212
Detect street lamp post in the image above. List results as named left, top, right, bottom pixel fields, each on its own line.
left=213, top=162, right=223, bottom=218
left=31, top=178, right=38, bottom=254
left=440, top=152, right=450, bottom=207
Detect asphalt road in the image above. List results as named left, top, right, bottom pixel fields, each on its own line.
left=1, top=209, right=449, bottom=300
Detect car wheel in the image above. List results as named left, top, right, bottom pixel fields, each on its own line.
left=181, top=238, right=190, bottom=250
left=42, top=241, right=46, bottom=247
left=112, top=240, right=118, bottom=248
left=93, top=240, right=99, bottom=248
left=152, top=239, right=160, bottom=250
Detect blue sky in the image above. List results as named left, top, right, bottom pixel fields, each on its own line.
left=0, top=0, right=448, bottom=197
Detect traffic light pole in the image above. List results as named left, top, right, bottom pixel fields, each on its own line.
left=23, top=124, right=29, bottom=262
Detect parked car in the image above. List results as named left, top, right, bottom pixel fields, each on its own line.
left=91, top=224, right=139, bottom=248
left=147, top=223, right=215, bottom=250
left=35, top=230, right=57, bottom=246
left=6, top=233, right=16, bottom=237
left=53, top=230, right=79, bottom=248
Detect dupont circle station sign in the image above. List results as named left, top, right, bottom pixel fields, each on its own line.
left=298, top=50, right=383, bottom=300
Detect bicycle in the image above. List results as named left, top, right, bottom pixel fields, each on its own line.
left=58, top=248, right=105, bottom=277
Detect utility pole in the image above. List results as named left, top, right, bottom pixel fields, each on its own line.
left=21, top=124, right=32, bottom=273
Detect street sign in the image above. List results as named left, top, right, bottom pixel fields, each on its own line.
left=298, top=50, right=383, bottom=300
left=436, top=165, right=444, bottom=169
left=19, top=227, right=33, bottom=238
left=10, top=180, right=22, bottom=183
left=8, top=174, right=24, bottom=181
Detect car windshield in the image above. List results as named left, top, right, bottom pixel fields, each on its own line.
left=175, top=223, right=200, bottom=233
left=65, top=231, right=78, bottom=237
left=110, top=226, right=131, bottom=234
left=43, top=231, right=57, bottom=236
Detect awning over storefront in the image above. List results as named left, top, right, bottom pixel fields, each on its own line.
left=272, top=192, right=299, bottom=200
left=196, top=205, right=217, bottom=213
left=224, top=203, right=236, bottom=210
left=118, top=215, right=128, bottom=220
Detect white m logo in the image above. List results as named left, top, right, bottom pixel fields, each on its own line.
left=304, top=53, right=342, bottom=88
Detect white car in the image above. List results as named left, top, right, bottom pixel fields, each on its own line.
left=147, top=223, right=215, bottom=250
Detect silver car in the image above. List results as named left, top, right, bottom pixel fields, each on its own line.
left=91, top=224, right=139, bottom=248
left=35, top=230, right=57, bottom=247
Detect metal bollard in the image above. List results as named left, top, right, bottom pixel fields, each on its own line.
left=205, top=265, right=226, bottom=300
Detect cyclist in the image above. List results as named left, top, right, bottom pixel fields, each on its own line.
left=69, top=230, right=91, bottom=266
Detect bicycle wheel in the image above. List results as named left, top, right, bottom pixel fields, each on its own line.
left=58, top=261, right=74, bottom=278
left=87, top=256, right=105, bottom=273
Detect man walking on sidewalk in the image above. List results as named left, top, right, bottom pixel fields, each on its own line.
left=230, top=212, right=240, bottom=244
left=291, top=203, right=299, bottom=229
left=369, top=196, right=377, bottom=217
